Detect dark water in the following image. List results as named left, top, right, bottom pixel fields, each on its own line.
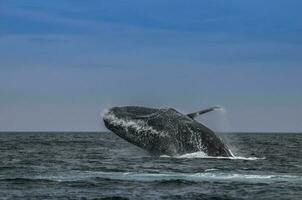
left=0, top=132, right=301, bottom=200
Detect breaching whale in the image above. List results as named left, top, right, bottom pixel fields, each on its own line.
left=103, top=106, right=233, bottom=157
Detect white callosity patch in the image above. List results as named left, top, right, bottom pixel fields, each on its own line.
left=103, top=111, right=169, bottom=137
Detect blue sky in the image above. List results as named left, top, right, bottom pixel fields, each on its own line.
left=0, top=0, right=302, bottom=132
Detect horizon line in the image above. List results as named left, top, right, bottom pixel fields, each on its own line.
left=0, top=131, right=301, bottom=134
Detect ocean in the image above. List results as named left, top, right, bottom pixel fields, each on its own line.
left=0, top=132, right=301, bottom=200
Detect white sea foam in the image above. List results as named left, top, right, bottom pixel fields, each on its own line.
left=205, top=168, right=218, bottom=172
left=33, top=170, right=301, bottom=183
left=177, top=151, right=207, bottom=158
left=161, top=151, right=265, bottom=160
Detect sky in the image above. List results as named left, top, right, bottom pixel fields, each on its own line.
left=0, top=0, right=302, bottom=132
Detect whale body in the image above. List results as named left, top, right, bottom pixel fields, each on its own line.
left=103, top=106, right=233, bottom=157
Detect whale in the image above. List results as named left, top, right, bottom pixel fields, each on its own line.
left=103, top=106, right=233, bottom=157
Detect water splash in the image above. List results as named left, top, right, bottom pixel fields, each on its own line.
left=212, top=107, right=242, bottom=157
left=216, top=106, right=232, bottom=132
left=160, top=151, right=265, bottom=160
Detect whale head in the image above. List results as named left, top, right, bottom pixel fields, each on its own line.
left=102, top=106, right=164, bottom=149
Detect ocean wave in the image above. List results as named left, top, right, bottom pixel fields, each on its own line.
left=161, top=151, right=265, bottom=160
left=0, top=177, right=56, bottom=183
left=11, top=170, right=300, bottom=184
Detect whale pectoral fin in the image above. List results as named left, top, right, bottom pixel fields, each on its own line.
left=187, top=106, right=221, bottom=119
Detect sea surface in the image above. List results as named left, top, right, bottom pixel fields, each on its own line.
left=0, top=132, right=301, bottom=200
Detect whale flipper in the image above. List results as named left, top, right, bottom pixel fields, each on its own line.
left=187, top=106, right=221, bottom=119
